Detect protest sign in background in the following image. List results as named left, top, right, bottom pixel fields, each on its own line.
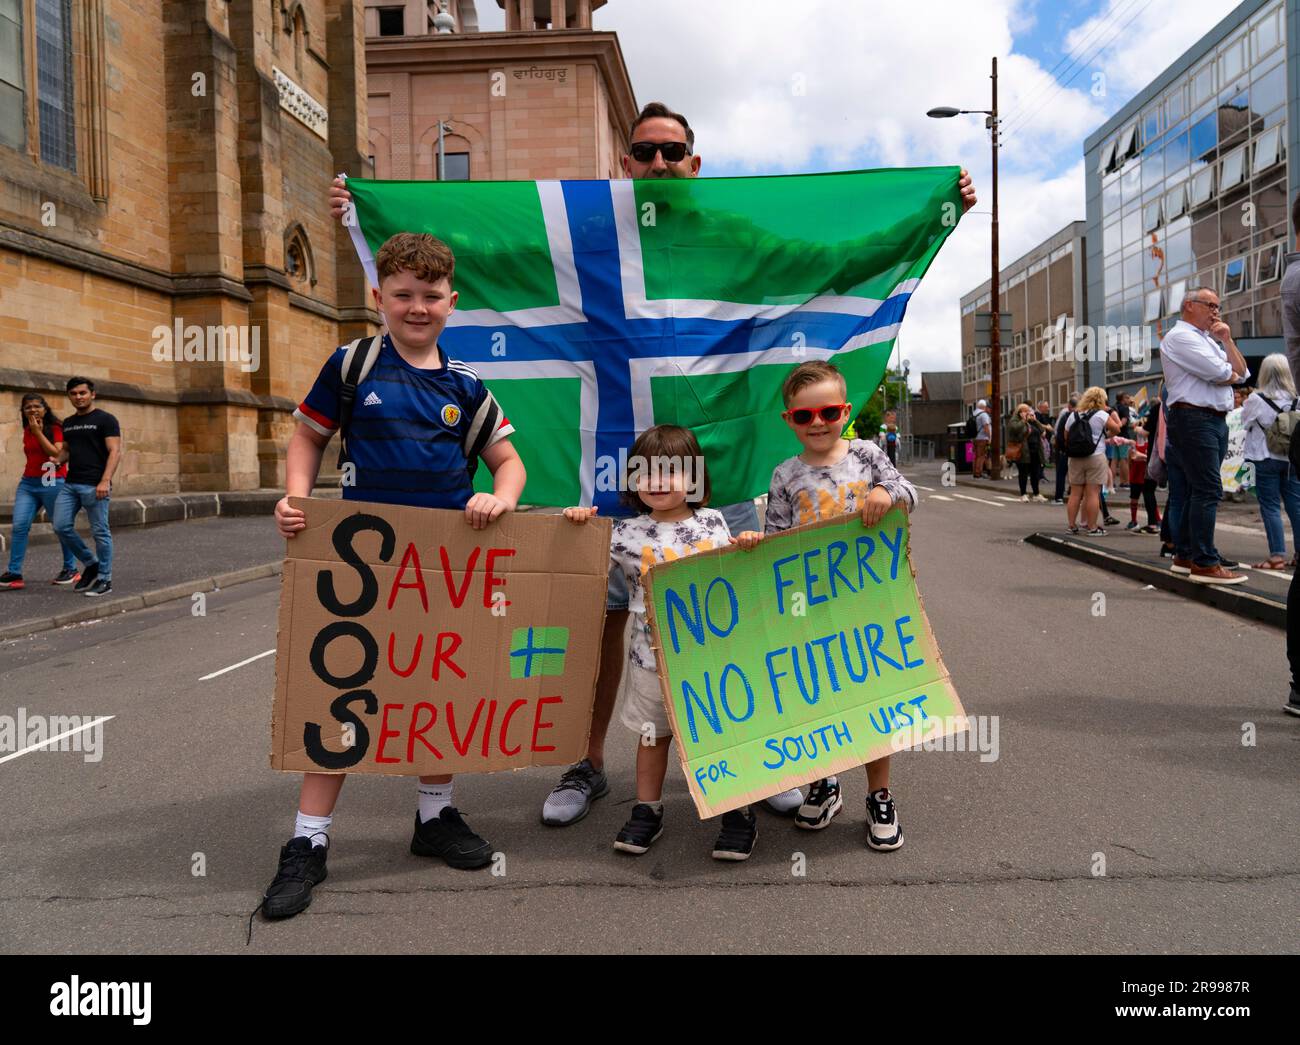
left=645, top=509, right=965, bottom=817
left=271, top=498, right=609, bottom=775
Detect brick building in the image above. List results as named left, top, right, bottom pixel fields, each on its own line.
left=959, top=221, right=1088, bottom=425
left=1, top=0, right=373, bottom=494
left=0, top=0, right=636, bottom=497
left=364, top=0, right=635, bottom=183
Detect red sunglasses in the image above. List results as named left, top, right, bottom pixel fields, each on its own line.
left=783, top=403, right=848, bottom=426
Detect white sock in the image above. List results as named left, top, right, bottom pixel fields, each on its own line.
left=825, top=775, right=839, bottom=786
left=418, top=782, right=454, bottom=823
left=294, top=811, right=332, bottom=848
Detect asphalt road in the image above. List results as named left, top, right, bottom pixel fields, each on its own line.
left=1, top=466, right=1296, bottom=954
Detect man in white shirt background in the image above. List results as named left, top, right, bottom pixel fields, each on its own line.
left=1159, top=287, right=1250, bottom=585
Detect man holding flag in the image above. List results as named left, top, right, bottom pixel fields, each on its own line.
left=328, top=101, right=976, bottom=826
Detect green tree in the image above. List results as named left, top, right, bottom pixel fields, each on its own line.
left=849, top=367, right=907, bottom=439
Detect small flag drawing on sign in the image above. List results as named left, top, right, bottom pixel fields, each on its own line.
left=510, top=626, right=569, bottom=679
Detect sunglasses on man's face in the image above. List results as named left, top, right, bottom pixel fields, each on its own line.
left=784, top=403, right=848, bottom=426
left=629, top=141, right=691, bottom=163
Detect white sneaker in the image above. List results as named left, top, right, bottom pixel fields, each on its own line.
left=763, top=787, right=804, bottom=816
left=1020, top=494, right=1029, bottom=502
left=795, top=778, right=843, bottom=830
left=866, top=788, right=903, bottom=851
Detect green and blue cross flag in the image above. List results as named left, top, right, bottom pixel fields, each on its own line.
left=345, top=168, right=963, bottom=512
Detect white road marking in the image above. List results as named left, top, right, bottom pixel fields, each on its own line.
left=951, top=493, right=1006, bottom=508
left=913, top=484, right=937, bottom=491
left=200, top=648, right=276, bottom=681
left=928, top=494, right=954, bottom=501
left=1239, top=565, right=1293, bottom=582
left=0, top=716, right=115, bottom=766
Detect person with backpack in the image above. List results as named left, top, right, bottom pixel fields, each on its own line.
left=1241, top=354, right=1300, bottom=570
left=260, top=232, right=526, bottom=923
left=970, top=399, right=992, bottom=478
left=1052, top=395, right=1077, bottom=504
left=1063, top=386, right=1121, bottom=535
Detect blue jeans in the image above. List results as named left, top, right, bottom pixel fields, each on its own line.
left=52, top=482, right=113, bottom=579
left=1165, top=407, right=1227, bottom=567
left=8, top=476, right=76, bottom=575
left=1252, top=457, right=1300, bottom=558
left=719, top=499, right=760, bottom=536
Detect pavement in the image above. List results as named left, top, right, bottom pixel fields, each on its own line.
left=1, top=468, right=1295, bottom=954
left=947, top=461, right=1292, bottom=620
left=0, top=516, right=287, bottom=641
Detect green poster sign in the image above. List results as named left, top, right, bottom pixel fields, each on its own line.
left=644, top=509, right=966, bottom=817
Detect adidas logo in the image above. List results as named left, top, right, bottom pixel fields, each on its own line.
left=362, top=391, right=382, bottom=406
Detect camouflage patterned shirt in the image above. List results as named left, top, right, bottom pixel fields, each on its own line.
left=610, top=508, right=732, bottom=669
left=764, top=439, right=917, bottom=534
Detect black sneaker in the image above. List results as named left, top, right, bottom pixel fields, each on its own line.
left=73, top=562, right=99, bottom=591
left=1104, top=516, right=1120, bottom=526
left=262, top=836, right=328, bottom=919
left=82, top=578, right=113, bottom=598
left=711, top=807, right=757, bottom=861
left=866, top=788, right=904, bottom=851
left=1218, top=557, right=1239, bottom=569
left=795, top=777, right=843, bottom=830
left=0, top=572, right=24, bottom=590
left=613, top=803, right=664, bottom=855
left=51, top=568, right=80, bottom=585
left=1285, top=688, right=1300, bottom=717
left=410, top=807, right=492, bottom=869
left=541, top=758, right=610, bottom=826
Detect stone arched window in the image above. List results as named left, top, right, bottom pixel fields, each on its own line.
left=284, top=223, right=316, bottom=288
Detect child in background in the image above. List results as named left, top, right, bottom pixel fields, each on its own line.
left=1126, top=426, right=1161, bottom=533
left=563, top=424, right=764, bottom=861
left=764, top=361, right=917, bottom=850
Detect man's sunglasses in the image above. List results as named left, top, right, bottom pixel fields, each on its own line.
left=783, top=403, right=848, bottom=425
left=629, top=141, right=691, bottom=163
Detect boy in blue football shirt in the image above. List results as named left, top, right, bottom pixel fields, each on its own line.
left=261, top=233, right=525, bottom=921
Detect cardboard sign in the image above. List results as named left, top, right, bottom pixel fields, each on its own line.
left=644, top=509, right=965, bottom=817
left=271, top=498, right=610, bottom=775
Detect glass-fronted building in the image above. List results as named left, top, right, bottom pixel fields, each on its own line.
left=1083, top=0, right=1293, bottom=400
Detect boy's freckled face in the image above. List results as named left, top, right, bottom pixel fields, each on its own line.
left=785, top=378, right=850, bottom=452
left=374, top=271, right=457, bottom=351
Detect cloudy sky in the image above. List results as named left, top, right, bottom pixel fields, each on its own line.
left=476, top=0, right=1244, bottom=386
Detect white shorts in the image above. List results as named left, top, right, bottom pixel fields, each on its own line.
left=619, top=661, right=673, bottom=740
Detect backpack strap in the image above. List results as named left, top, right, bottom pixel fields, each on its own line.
left=1250, top=393, right=1290, bottom=436
left=336, top=334, right=384, bottom=468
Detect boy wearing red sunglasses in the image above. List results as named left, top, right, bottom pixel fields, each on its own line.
left=763, top=360, right=916, bottom=849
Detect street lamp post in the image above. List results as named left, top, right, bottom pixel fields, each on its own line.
left=928, top=55, right=1002, bottom=479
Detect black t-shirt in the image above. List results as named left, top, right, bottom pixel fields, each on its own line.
left=61, top=409, right=121, bottom=486
left=1116, top=402, right=1132, bottom=438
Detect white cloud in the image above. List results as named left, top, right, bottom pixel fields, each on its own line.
left=464, top=0, right=1251, bottom=385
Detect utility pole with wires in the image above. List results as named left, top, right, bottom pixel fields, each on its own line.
left=928, top=55, right=1002, bottom=477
